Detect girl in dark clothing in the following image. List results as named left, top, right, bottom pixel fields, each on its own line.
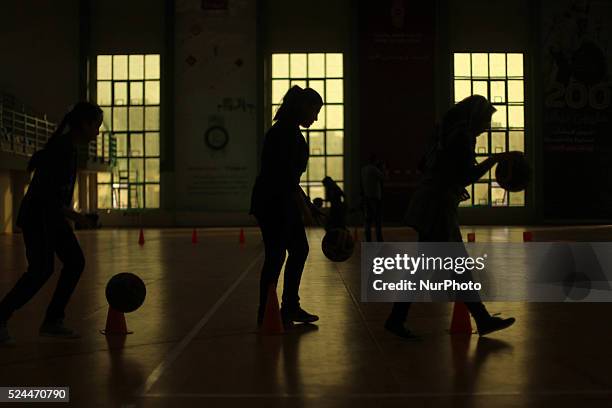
left=0, top=102, right=103, bottom=344
left=251, top=86, right=323, bottom=327
left=386, top=95, right=516, bottom=339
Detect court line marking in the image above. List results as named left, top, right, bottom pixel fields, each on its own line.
left=137, top=252, right=263, bottom=396
left=142, top=389, right=612, bottom=399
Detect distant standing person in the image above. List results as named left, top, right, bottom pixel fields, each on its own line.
left=361, top=154, right=386, bottom=242
left=0, top=102, right=102, bottom=345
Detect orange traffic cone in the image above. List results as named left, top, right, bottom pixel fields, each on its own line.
left=523, top=231, right=533, bottom=242
left=100, top=307, right=133, bottom=335
left=239, top=228, right=245, bottom=245
left=138, top=228, right=145, bottom=246
left=467, top=232, right=475, bottom=242
left=191, top=228, right=198, bottom=244
left=260, top=285, right=283, bottom=335
left=449, top=302, right=472, bottom=335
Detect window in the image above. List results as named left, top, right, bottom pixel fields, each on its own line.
left=271, top=53, right=344, bottom=201
left=453, top=52, right=525, bottom=207
left=96, top=54, right=161, bottom=209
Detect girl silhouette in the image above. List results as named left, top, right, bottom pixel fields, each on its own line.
left=386, top=95, right=516, bottom=339
left=251, top=86, right=323, bottom=328
left=0, top=102, right=103, bottom=344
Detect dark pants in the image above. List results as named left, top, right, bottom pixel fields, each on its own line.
left=0, top=220, right=85, bottom=323
left=387, top=229, right=490, bottom=326
left=256, top=213, right=309, bottom=316
left=364, top=198, right=383, bottom=242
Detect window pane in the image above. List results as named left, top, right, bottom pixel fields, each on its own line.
left=113, top=107, right=127, bottom=131
left=113, top=55, right=128, bottom=80
left=97, top=184, right=112, bottom=209
left=272, top=54, right=289, bottom=78
left=472, top=81, right=488, bottom=98
left=490, top=81, right=505, bottom=103
left=145, top=159, right=160, bottom=182
left=327, top=130, right=343, bottom=155
left=97, top=172, right=111, bottom=183
left=454, top=80, right=471, bottom=102
left=291, top=80, right=306, bottom=88
left=130, top=133, right=143, bottom=157
left=309, top=131, right=324, bottom=155
left=326, top=105, right=343, bottom=129
left=326, top=53, right=343, bottom=77
left=130, top=184, right=144, bottom=208
left=272, top=80, right=289, bottom=104
left=145, top=132, right=160, bottom=156
left=271, top=105, right=279, bottom=121
left=145, top=81, right=160, bottom=105
left=130, top=82, right=143, bottom=105
left=145, top=184, right=160, bottom=208
left=471, top=53, right=488, bottom=77
left=97, top=81, right=112, bottom=105
left=475, top=132, right=488, bottom=154
left=489, top=53, right=506, bottom=77
left=290, top=53, right=307, bottom=77
left=116, top=159, right=128, bottom=179
left=129, top=107, right=144, bottom=131
left=474, top=183, right=489, bottom=206
left=507, top=53, right=523, bottom=77
left=492, top=186, right=507, bottom=206
left=101, top=106, right=112, bottom=130
left=327, top=156, right=343, bottom=180
left=130, top=159, right=144, bottom=182
left=114, top=82, right=127, bottom=105
left=145, top=107, right=160, bottom=131
left=491, top=132, right=506, bottom=153
left=145, top=55, right=160, bottom=79
left=308, top=80, right=325, bottom=101
left=508, top=106, right=524, bottom=128
left=308, top=157, right=325, bottom=181
left=308, top=53, right=325, bottom=77
left=508, top=80, right=524, bottom=102
left=509, top=131, right=524, bottom=152
left=97, top=55, right=112, bottom=80
left=309, top=185, right=325, bottom=201
left=115, top=133, right=128, bottom=156
left=477, top=157, right=489, bottom=180
left=118, top=188, right=128, bottom=209
left=509, top=190, right=525, bottom=206
left=129, top=55, right=144, bottom=79
left=454, top=53, right=471, bottom=76
left=491, top=106, right=507, bottom=128
left=326, top=79, right=343, bottom=103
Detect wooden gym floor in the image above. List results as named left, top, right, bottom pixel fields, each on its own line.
left=1, top=226, right=612, bottom=407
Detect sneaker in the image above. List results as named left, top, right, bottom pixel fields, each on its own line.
left=477, top=316, right=515, bottom=336
left=384, top=320, right=420, bottom=340
left=0, top=322, right=16, bottom=346
left=40, top=319, right=81, bottom=339
left=281, top=307, right=319, bottom=324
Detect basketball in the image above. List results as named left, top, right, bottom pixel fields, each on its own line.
left=105, top=273, right=146, bottom=313
left=495, top=152, right=530, bottom=192
left=322, top=228, right=355, bottom=262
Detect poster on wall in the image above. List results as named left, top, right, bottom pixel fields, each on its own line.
left=174, top=0, right=257, bottom=211
left=542, top=0, right=612, bottom=220
left=358, top=0, right=435, bottom=219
